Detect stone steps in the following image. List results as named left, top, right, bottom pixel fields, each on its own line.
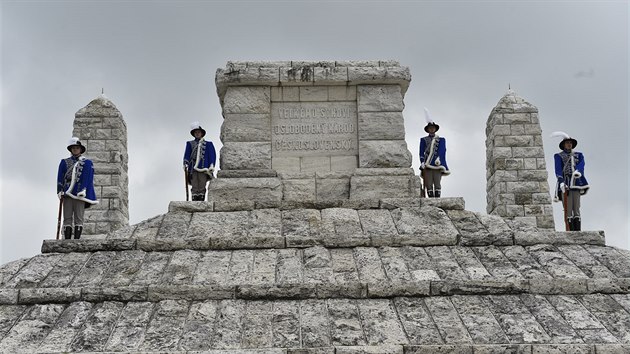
left=2, top=277, right=630, bottom=305
left=2, top=295, right=630, bottom=352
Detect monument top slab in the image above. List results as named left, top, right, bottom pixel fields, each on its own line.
left=215, top=60, right=412, bottom=102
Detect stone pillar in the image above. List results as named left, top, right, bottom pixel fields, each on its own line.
left=72, top=94, right=129, bottom=234
left=213, top=61, right=417, bottom=207
left=485, top=90, right=554, bottom=229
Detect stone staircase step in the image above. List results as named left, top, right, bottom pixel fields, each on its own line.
left=2, top=278, right=629, bottom=305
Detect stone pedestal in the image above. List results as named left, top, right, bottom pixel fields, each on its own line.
left=72, top=95, right=129, bottom=234
left=485, top=90, right=554, bottom=229
left=214, top=61, right=417, bottom=203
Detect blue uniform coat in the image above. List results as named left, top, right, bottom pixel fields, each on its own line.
left=554, top=150, right=589, bottom=197
left=57, top=156, right=98, bottom=205
left=184, top=138, right=216, bottom=179
left=420, top=135, right=450, bottom=175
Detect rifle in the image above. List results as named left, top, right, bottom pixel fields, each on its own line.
left=562, top=187, right=571, bottom=231
left=421, top=167, right=427, bottom=198
left=184, top=169, right=190, bottom=201
left=56, top=197, right=63, bottom=240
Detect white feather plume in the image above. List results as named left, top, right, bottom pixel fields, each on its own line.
left=424, top=107, right=433, bottom=124
left=190, top=121, right=201, bottom=130
left=68, top=137, right=80, bottom=145
left=550, top=131, right=570, bottom=139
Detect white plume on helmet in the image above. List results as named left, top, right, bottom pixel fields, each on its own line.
left=550, top=131, right=570, bottom=139
left=190, top=121, right=202, bottom=130
left=424, top=107, right=434, bottom=124
left=68, top=137, right=80, bottom=146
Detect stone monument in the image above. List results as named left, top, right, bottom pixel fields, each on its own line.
left=486, top=90, right=555, bottom=229
left=72, top=94, right=129, bottom=234
left=212, top=61, right=418, bottom=209
left=0, top=62, right=629, bottom=353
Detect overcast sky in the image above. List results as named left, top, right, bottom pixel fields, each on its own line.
left=1, top=0, right=628, bottom=264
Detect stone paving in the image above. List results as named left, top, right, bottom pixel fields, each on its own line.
left=1, top=198, right=630, bottom=352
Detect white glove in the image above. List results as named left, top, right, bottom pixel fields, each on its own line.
left=57, top=192, right=63, bottom=200
left=560, top=183, right=567, bottom=193
left=420, top=163, right=426, bottom=170
left=77, top=189, right=86, bottom=198
left=435, top=157, right=441, bottom=166
left=573, top=171, right=581, bottom=178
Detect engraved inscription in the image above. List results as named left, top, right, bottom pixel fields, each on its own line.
left=271, top=102, right=358, bottom=158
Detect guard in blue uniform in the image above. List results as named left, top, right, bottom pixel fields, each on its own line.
left=184, top=122, right=216, bottom=201
left=419, top=108, right=450, bottom=198
left=552, top=132, right=589, bottom=231
left=57, top=137, right=98, bottom=239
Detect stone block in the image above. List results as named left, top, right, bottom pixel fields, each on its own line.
left=431, top=279, right=527, bottom=296
left=504, top=158, right=524, bottom=170
left=271, top=86, right=282, bottom=101
left=390, top=206, right=459, bottom=246
left=221, top=113, right=271, bottom=142
left=168, top=201, right=213, bottom=213
left=504, top=135, right=534, bottom=147
left=300, top=86, right=328, bottom=101
left=489, top=124, right=512, bottom=137
left=220, top=142, right=271, bottom=170
left=492, top=147, right=512, bottom=159
left=331, top=156, right=358, bottom=172
left=281, top=86, right=300, bottom=101
left=357, top=85, right=404, bottom=112
left=317, top=177, right=350, bottom=201
left=359, top=140, right=412, bottom=168
left=313, top=66, right=349, bottom=84
left=223, top=86, right=271, bottom=114
left=272, top=157, right=301, bottom=173
left=524, top=205, right=543, bottom=216
left=280, top=66, right=314, bottom=85
left=518, top=170, right=548, bottom=181
left=0, top=289, right=18, bottom=304
left=512, top=147, right=544, bottom=158
left=217, top=169, right=278, bottom=178
left=328, top=86, right=357, bottom=101
left=503, top=113, right=532, bottom=124
left=506, top=181, right=541, bottom=193
left=350, top=175, right=413, bottom=200
left=353, top=167, right=414, bottom=176
left=587, top=278, right=630, bottom=293
left=349, top=67, right=411, bottom=88
left=524, top=124, right=543, bottom=134
left=528, top=278, right=588, bottom=295
left=336, top=345, right=404, bottom=354
left=209, top=177, right=282, bottom=205
left=283, top=178, right=317, bottom=202
left=301, top=156, right=331, bottom=173
left=358, top=112, right=405, bottom=140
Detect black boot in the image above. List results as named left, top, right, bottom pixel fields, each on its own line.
left=573, top=218, right=581, bottom=231
left=435, top=190, right=441, bottom=198
left=566, top=218, right=573, bottom=231
left=427, top=190, right=434, bottom=198
left=74, top=226, right=83, bottom=240
left=64, top=226, right=73, bottom=240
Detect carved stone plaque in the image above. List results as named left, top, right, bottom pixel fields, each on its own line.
left=271, top=102, right=358, bottom=158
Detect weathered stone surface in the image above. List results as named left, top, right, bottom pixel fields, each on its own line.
left=223, top=86, right=271, bottom=114
left=220, top=142, right=271, bottom=170
left=209, top=177, right=282, bottom=205
left=391, top=207, right=459, bottom=246
left=357, top=85, right=404, bottom=112
left=358, top=112, right=405, bottom=140
left=359, top=140, right=412, bottom=168
left=168, top=201, right=213, bottom=213
left=350, top=175, right=414, bottom=200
